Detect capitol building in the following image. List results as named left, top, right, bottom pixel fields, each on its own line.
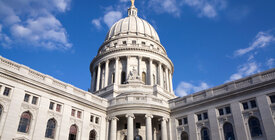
left=0, top=1, right=275, bottom=140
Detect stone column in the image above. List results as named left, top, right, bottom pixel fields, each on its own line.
left=149, top=59, right=153, bottom=85
left=126, top=56, right=130, bottom=78
left=110, top=116, right=119, bottom=140
left=126, top=114, right=135, bottom=140
left=105, top=60, right=109, bottom=87
left=115, top=57, right=119, bottom=84
left=208, top=108, right=221, bottom=139
left=91, top=70, right=96, bottom=92
left=96, top=63, right=101, bottom=91
left=169, top=71, right=173, bottom=92
left=165, top=67, right=169, bottom=91
left=256, top=95, right=275, bottom=139
left=158, top=62, right=162, bottom=87
left=106, top=118, right=110, bottom=140
left=138, top=56, right=142, bottom=76
left=161, top=117, right=168, bottom=140
left=231, top=102, right=249, bottom=140
left=145, top=114, right=153, bottom=140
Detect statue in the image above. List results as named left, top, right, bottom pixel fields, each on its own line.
left=131, top=0, right=135, bottom=6
left=126, top=66, right=143, bottom=84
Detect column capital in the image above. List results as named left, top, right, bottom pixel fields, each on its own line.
left=138, top=56, right=142, bottom=60
left=106, top=59, right=110, bottom=63
left=159, top=117, right=169, bottom=122
left=145, top=114, right=153, bottom=119
left=127, top=55, right=131, bottom=59
left=115, top=57, right=120, bottom=61
left=98, top=63, right=101, bottom=67
left=126, top=113, right=135, bottom=119
left=109, top=116, right=119, bottom=121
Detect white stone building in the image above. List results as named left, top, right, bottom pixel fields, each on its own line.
left=0, top=2, right=274, bottom=140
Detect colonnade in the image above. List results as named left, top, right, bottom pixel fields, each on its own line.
left=109, top=114, right=169, bottom=140
left=91, top=56, right=173, bottom=92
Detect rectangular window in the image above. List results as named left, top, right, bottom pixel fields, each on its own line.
left=124, top=124, right=127, bottom=129
left=132, top=40, right=136, bottom=44
left=225, top=107, right=231, bottom=114
left=32, top=96, right=38, bottom=105
left=49, top=102, right=54, bottom=110
left=3, top=87, right=11, bottom=96
left=56, top=104, right=61, bottom=112
left=77, top=111, right=82, bottom=118
left=95, top=117, right=99, bottom=124
left=270, top=95, right=275, bottom=103
left=90, top=115, right=94, bottom=122
left=178, top=119, right=182, bottom=125
left=197, top=114, right=202, bottom=121
left=123, top=41, right=127, bottom=45
left=136, top=123, right=141, bottom=129
left=142, top=42, right=146, bottom=45
left=250, top=100, right=257, bottom=108
left=71, top=109, right=75, bottom=116
left=203, top=112, right=208, bottom=119
left=24, top=94, right=30, bottom=102
left=183, top=117, right=188, bottom=125
left=242, top=102, right=249, bottom=110
left=218, top=108, right=224, bottom=116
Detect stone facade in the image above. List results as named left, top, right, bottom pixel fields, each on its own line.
left=0, top=2, right=275, bottom=140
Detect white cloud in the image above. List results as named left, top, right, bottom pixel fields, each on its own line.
left=267, top=58, right=274, bottom=68
left=92, top=19, right=102, bottom=29
left=235, top=31, right=275, bottom=56
left=103, top=11, right=123, bottom=28
left=0, top=0, right=72, bottom=50
left=148, top=0, right=181, bottom=16
left=175, top=81, right=210, bottom=97
left=226, top=62, right=260, bottom=82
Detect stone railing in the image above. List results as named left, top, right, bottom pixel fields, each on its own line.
left=0, top=56, right=108, bottom=107
left=169, top=68, right=275, bottom=109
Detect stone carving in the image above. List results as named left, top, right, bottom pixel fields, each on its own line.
left=126, top=67, right=143, bottom=84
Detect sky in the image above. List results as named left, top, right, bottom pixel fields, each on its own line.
left=0, top=0, right=275, bottom=97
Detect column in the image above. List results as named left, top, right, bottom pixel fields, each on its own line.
left=187, top=114, right=198, bottom=140
left=256, top=95, right=275, bottom=139
left=91, top=70, right=96, bottom=91
left=208, top=108, right=221, bottom=139
left=158, top=62, right=162, bottom=87
left=126, top=56, right=130, bottom=78
left=110, top=116, right=119, bottom=140
left=145, top=114, right=153, bottom=140
left=115, top=57, right=119, bottom=84
left=231, top=102, right=249, bottom=140
left=126, top=114, right=135, bottom=140
left=106, top=118, right=110, bottom=140
left=169, top=71, right=173, bottom=92
left=161, top=117, right=168, bottom=140
left=165, top=67, right=169, bottom=91
left=149, top=59, right=153, bottom=85
left=138, top=56, right=142, bottom=76
left=96, top=63, right=101, bottom=91
left=105, top=60, right=109, bottom=87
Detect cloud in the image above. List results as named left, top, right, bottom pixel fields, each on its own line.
left=267, top=58, right=274, bottom=68
left=0, top=0, right=72, bottom=50
left=92, top=19, right=102, bottom=29
left=226, top=62, right=260, bottom=82
left=103, top=11, right=122, bottom=28
left=235, top=31, right=275, bottom=56
left=148, top=0, right=181, bottom=16
left=175, top=81, right=210, bottom=96
left=0, top=24, right=12, bottom=48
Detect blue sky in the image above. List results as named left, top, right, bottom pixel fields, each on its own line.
left=0, top=0, right=275, bottom=97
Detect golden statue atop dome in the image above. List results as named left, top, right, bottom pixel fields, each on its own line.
left=131, top=0, right=135, bottom=6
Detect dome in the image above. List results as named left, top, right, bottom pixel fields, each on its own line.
left=104, top=5, right=160, bottom=42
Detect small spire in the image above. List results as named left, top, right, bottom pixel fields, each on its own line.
left=128, top=0, right=138, bottom=16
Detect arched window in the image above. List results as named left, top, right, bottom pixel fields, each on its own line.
left=134, top=135, right=142, bottom=140
left=0, top=105, right=3, bottom=117
left=45, top=118, right=56, bottom=139
left=248, top=117, right=262, bottom=137
left=181, top=131, right=188, bottom=140
left=112, top=73, right=115, bottom=84
left=223, top=122, right=235, bottom=140
left=201, top=127, right=210, bottom=140
left=89, top=130, right=96, bottom=140
left=69, top=124, right=77, bottom=140
left=17, top=111, right=32, bottom=133
left=121, top=71, right=126, bottom=84
left=142, top=72, right=146, bottom=84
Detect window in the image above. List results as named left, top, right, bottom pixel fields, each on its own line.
left=123, top=41, right=127, bottom=45
left=3, top=87, right=11, bottom=96
left=218, top=106, right=231, bottom=116
left=32, top=96, right=38, bottom=105
left=77, top=111, right=82, bottom=119
left=181, top=131, right=188, bottom=140
left=132, top=40, right=136, bottom=45
left=203, top=113, right=208, bottom=119
left=112, top=73, right=115, bottom=83
left=24, top=94, right=30, bottom=102
left=45, top=118, right=56, bottom=139
left=223, top=122, right=235, bottom=140
left=248, top=117, right=262, bottom=137
left=201, top=127, right=210, bottom=140
left=135, top=135, right=142, bottom=140
left=142, top=72, right=146, bottom=84
left=141, top=42, right=146, bottom=45
left=0, top=105, right=3, bottom=117
left=56, top=104, right=61, bottom=112
left=197, top=114, right=202, bottom=121
left=250, top=100, right=257, bottom=108
left=178, top=119, right=182, bottom=125
left=242, top=99, right=257, bottom=110
left=89, top=130, right=96, bottom=140
left=95, top=117, right=99, bottom=124
left=71, top=109, right=76, bottom=117
left=225, top=107, right=231, bottom=114
left=153, top=74, right=156, bottom=85
left=121, top=71, right=126, bottom=84
left=114, top=43, right=117, bottom=46
left=136, top=123, right=141, bottom=129
left=69, top=125, right=77, bottom=140
left=183, top=117, right=188, bottom=125
left=242, top=102, right=249, bottom=110
left=219, top=108, right=224, bottom=116
left=124, top=124, right=127, bottom=129
left=90, top=115, right=94, bottom=122
left=270, top=95, right=275, bottom=103
left=49, top=102, right=54, bottom=110
left=18, top=111, right=32, bottom=133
